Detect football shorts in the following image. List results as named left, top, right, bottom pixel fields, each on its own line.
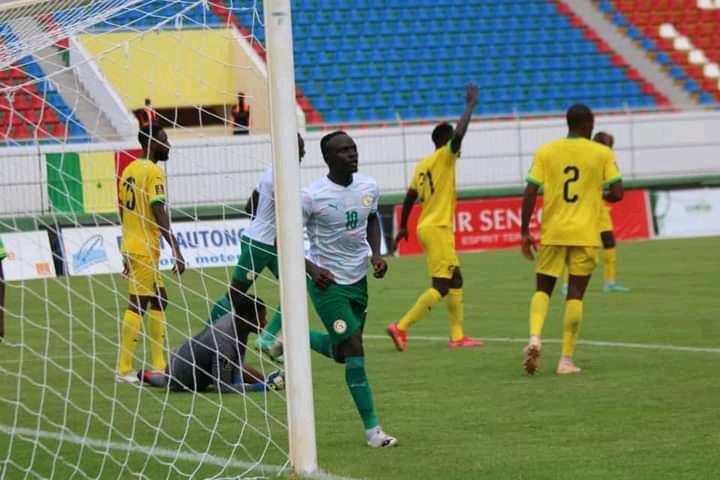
left=536, top=245, right=599, bottom=278
left=417, top=225, right=459, bottom=279
left=307, top=277, right=367, bottom=345
left=231, top=235, right=279, bottom=286
left=126, top=254, right=164, bottom=296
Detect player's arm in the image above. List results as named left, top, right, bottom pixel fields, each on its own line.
left=603, top=180, right=624, bottom=203
left=151, top=202, right=185, bottom=274
left=244, top=189, right=259, bottom=216
left=0, top=259, right=5, bottom=339
left=450, top=84, right=479, bottom=154
left=520, top=182, right=540, bottom=261
left=367, top=212, right=387, bottom=278
left=394, top=188, right=418, bottom=247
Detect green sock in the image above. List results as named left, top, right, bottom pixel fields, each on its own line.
left=209, top=295, right=231, bottom=324
left=259, top=308, right=283, bottom=344
left=345, top=356, right=378, bottom=430
left=309, top=330, right=333, bottom=358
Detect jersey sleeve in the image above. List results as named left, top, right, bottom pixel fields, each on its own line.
left=301, top=188, right=313, bottom=226
left=526, top=149, right=545, bottom=186
left=147, top=166, right=167, bottom=205
left=443, top=142, right=460, bottom=161
left=603, top=150, right=622, bottom=185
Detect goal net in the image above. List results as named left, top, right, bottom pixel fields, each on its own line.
left=0, top=1, right=314, bottom=478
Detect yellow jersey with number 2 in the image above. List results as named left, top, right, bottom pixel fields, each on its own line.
left=410, top=142, right=459, bottom=229
left=119, top=159, right=167, bottom=258
left=527, top=137, right=621, bottom=247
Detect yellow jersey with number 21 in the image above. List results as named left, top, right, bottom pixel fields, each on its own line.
left=410, top=142, right=459, bottom=230
left=527, top=137, right=621, bottom=247
left=119, top=159, right=167, bottom=258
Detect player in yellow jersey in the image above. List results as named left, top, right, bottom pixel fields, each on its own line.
left=388, top=84, right=484, bottom=351
left=561, top=131, right=630, bottom=294
left=0, top=237, right=7, bottom=340
left=116, top=125, right=185, bottom=383
left=520, top=104, right=624, bottom=375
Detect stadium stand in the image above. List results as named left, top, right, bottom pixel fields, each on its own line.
left=0, top=24, right=88, bottom=143
left=81, top=0, right=225, bottom=31
left=220, top=0, right=666, bottom=123
left=599, top=0, right=720, bottom=104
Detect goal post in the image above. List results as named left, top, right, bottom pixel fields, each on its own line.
left=263, top=0, right=318, bottom=474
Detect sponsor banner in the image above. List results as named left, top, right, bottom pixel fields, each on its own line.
left=654, top=188, right=720, bottom=238
left=394, top=190, right=651, bottom=256
left=0, top=231, right=56, bottom=280
left=62, top=219, right=251, bottom=276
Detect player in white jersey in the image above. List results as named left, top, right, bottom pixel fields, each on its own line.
left=208, top=134, right=305, bottom=360
left=301, top=131, right=398, bottom=448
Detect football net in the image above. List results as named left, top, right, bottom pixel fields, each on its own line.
left=0, top=1, right=311, bottom=478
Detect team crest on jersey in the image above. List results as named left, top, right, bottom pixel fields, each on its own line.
left=333, top=319, right=347, bottom=334
left=361, top=194, right=372, bottom=207
left=155, top=184, right=165, bottom=195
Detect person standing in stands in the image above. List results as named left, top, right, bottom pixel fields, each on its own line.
left=232, top=92, right=251, bottom=135
left=137, top=98, right=157, bottom=129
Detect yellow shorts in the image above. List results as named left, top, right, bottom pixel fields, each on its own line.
left=126, top=254, right=164, bottom=296
left=417, top=225, right=459, bottom=279
left=599, top=205, right=613, bottom=233
left=536, top=245, right=598, bottom=278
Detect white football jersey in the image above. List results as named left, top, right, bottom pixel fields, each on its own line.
left=302, top=174, right=380, bottom=285
left=243, top=167, right=276, bottom=245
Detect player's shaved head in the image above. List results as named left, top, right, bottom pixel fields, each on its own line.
left=432, top=122, right=454, bottom=149
left=593, top=131, right=614, bottom=149
left=320, top=130, right=348, bottom=160
left=566, top=104, right=594, bottom=139
left=138, top=124, right=170, bottom=162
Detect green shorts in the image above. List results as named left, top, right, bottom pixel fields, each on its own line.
left=231, top=236, right=278, bottom=287
left=307, top=276, right=368, bottom=344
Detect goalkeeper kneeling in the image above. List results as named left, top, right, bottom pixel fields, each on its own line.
left=138, top=294, right=284, bottom=393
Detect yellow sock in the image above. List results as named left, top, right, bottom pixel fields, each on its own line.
left=147, top=309, right=167, bottom=371
left=561, top=300, right=583, bottom=357
left=397, top=288, right=443, bottom=331
left=447, top=288, right=464, bottom=341
left=603, top=248, right=617, bottom=285
left=529, top=291, right=550, bottom=337
left=119, top=310, right=142, bottom=375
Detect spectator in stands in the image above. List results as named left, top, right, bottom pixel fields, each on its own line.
left=137, top=98, right=157, bottom=129
left=232, top=92, right=251, bottom=135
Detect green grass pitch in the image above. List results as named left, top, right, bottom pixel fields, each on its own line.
left=1, top=236, right=719, bottom=479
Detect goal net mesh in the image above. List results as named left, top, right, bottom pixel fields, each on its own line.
left=0, top=1, right=303, bottom=478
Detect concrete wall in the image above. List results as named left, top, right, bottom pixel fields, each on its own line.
left=0, top=109, right=718, bottom=217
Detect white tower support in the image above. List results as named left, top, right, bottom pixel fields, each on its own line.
left=262, top=0, right=318, bottom=475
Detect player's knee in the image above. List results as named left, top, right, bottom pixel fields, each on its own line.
left=601, top=232, right=615, bottom=249
left=333, top=330, right=364, bottom=363
left=450, top=269, right=463, bottom=289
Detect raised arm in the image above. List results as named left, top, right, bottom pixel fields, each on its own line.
left=152, top=202, right=185, bottom=274
left=450, top=84, right=479, bottom=154
left=520, top=183, right=540, bottom=261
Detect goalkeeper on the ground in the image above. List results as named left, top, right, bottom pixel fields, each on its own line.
left=139, top=294, right=283, bottom=393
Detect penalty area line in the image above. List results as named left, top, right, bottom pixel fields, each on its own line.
left=0, top=425, right=358, bottom=480
left=365, top=335, right=720, bottom=354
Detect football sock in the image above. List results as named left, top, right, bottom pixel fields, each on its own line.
left=397, top=288, right=443, bottom=331
left=529, top=291, right=550, bottom=337
left=309, top=330, right=333, bottom=359
left=259, top=308, right=282, bottom=345
left=147, top=309, right=167, bottom=371
left=447, top=288, right=465, bottom=341
left=345, top=356, right=379, bottom=430
left=208, top=294, right=231, bottom=325
left=118, top=309, right=142, bottom=375
left=561, top=300, right=583, bottom=357
left=603, top=248, right=617, bottom=285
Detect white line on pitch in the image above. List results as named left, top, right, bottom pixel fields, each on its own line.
left=0, top=425, right=358, bottom=480
left=364, top=335, right=720, bottom=354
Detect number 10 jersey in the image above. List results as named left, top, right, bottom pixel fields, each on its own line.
left=119, top=159, right=167, bottom=257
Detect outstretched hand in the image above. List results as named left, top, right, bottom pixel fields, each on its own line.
left=466, top=84, right=479, bottom=105
left=521, top=233, right=537, bottom=261
left=172, top=249, right=186, bottom=275
left=371, top=255, right=388, bottom=279
left=392, top=227, right=409, bottom=254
